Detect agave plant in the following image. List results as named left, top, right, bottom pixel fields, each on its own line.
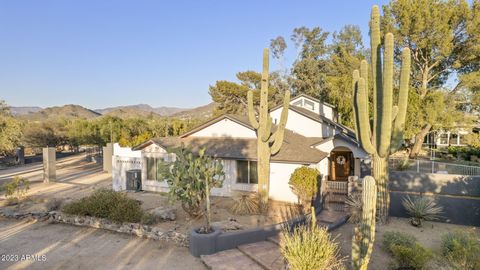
left=345, top=193, right=362, bottom=224
left=402, top=196, right=443, bottom=226
left=230, top=192, right=260, bottom=215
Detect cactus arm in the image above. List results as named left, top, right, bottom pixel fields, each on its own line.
left=270, top=91, right=290, bottom=155
left=247, top=91, right=260, bottom=129
left=392, top=106, right=398, bottom=121
left=355, top=76, right=377, bottom=155
left=360, top=60, right=369, bottom=113
left=261, top=115, right=273, bottom=142
left=391, top=48, right=411, bottom=153
left=378, top=33, right=394, bottom=158
left=352, top=70, right=360, bottom=141
left=371, top=5, right=382, bottom=149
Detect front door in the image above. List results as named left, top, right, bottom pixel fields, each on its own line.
left=330, top=151, right=353, bottom=181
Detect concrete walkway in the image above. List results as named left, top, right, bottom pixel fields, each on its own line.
left=0, top=217, right=206, bottom=270
left=201, top=210, right=348, bottom=270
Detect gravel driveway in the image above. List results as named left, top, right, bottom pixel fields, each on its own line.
left=0, top=217, right=206, bottom=270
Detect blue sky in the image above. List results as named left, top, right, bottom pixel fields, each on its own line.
left=0, top=0, right=390, bottom=109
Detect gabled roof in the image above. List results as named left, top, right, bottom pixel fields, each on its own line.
left=133, top=114, right=328, bottom=164
left=180, top=114, right=253, bottom=138
left=290, top=93, right=336, bottom=108
left=287, top=105, right=357, bottom=139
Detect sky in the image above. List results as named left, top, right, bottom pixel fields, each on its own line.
left=0, top=0, right=391, bottom=109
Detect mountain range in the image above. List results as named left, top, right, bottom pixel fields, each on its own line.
left=11, top=103, right=215, bottom=121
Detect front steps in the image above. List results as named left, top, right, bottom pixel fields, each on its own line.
left=200, top=210, right=348, bottom=270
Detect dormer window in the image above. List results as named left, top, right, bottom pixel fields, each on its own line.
left=293, top=100, right=303, bottom=107
left=304, top=100, right=315, bottom=111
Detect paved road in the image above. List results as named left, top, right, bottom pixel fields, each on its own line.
left=0, top=217, right=206, bottom=270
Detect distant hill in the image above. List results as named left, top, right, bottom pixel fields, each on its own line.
left=103, top=108, right=163, bottom=119
left=172, top=102, right=215, bottom=119
left=20, top=104, right=101, bottom=121
left=96, top=104, right=187, bottom=116
left=10, top=106, right=42, bottom=116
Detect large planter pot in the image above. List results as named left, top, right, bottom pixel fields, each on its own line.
left=189, top=226, right=222, bottom=257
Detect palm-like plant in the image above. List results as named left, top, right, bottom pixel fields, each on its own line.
left=402, top=196, right=443, bottom=227
left=345, top=193, right=362, bottom=224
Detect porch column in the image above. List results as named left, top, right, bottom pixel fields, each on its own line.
left=354, top=158, right=361, bottom=177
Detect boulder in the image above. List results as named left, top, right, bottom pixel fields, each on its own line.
left=149, top=207, right=176, bottom=221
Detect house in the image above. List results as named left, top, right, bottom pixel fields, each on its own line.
left=112, top=94, right=369, bottom=203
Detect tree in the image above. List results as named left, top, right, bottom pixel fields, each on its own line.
left=159, top=147, right=224, bottom=232
left=290, top=27, right=330, bottom=97
left=382, top=0, right=480, bottom=157
left=209, top=70, right=286, bottom=116
left=324, top=25, right=366, bottom=127
left=0, top=101, right=22, bottom=156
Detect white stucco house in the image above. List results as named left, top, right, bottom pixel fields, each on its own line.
left=112, top=94, right=368, bottom=203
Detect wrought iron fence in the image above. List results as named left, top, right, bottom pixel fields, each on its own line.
left=389, top=157, right=480, bottom=176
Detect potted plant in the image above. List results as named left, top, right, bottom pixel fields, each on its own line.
left=159, top=146, right=225, bottom=256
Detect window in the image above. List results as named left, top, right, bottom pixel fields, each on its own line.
left=236, top=160, right=258, bottom=184
left=439, top=133, right=449, bottom=145
left=293, top=100, right=303, bottom=107
left=450, top=133, right=459, bottom=145
left=146, top=155, right=171, bottom=180
left=304, top=100, right=315, bottom=111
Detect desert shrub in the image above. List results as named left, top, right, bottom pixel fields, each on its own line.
left=383, top=231, right=432, bottom=270
left=2, top=176, right=30, bottom=200
left=441, top=230, right=480, bottom=270
left=230, top=192, right=260, bottom=215
left=345, top=193, right=362, bottom=223
left=45, top=198, right=63, bottom=211
left=402, top=196, right=443, bottom=226
left=390, top=243, right=432, bottom=270
left=395, top=158, right=411, bottom=171
left=140, top=212, right=157, bottom=225
left=289, top=166, right=319, bottom=213
left=281, top=208, right=344, bottom=270
left=383, top=231, right=417, bottom=251
left=62, top=189, right=144, bottom=223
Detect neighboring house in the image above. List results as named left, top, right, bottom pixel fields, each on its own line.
left=112, top=94, right=368, bottom=203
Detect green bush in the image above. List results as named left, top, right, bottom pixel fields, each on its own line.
left=383, top=231, right=417, bottom=251
left=441, top=230, right=480, bottom=270
left=390, top=243, right=432, bottom=270
left=383, top=231, right=432, bottom=270
left=402, top=196, right=443, bottom=226
left=281, top=209, right=344, bottom=270
left=62, top=189, right=144, bottom=223
left=2, top=176, right=30, bottom=199
left=289, top=166, right=319, bottom=212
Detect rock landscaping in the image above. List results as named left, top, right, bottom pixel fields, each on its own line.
left=0, top=208, right=188, bottom=246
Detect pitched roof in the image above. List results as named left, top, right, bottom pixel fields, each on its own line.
left=133, top=114, right=328, bottom=164
left=288, top=105, right=357, bottom=139
left=290, top=93, right=336, bottom=108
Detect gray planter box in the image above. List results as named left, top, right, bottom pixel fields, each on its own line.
left=189, top=226, right=221, bottom=257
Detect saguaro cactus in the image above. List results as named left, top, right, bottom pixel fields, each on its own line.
left=353, top=5, right=411, bottom=223
left=248, top=48, right=290, bottom=210
left=352, top=176, right=377, bottom=270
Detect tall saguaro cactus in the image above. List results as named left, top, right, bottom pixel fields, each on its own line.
left=248, top=48, right=290, bottom=209
left=352, top=176, right=377, bottom=270
left=353, top=5, right=411, bottom=223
